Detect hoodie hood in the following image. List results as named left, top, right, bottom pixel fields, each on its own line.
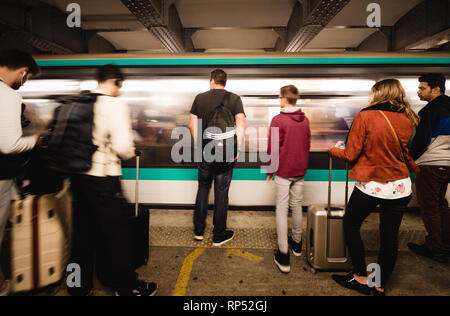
left=280, top=108, right=306, bottom=122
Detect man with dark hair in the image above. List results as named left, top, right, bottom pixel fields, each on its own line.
left=188, top=69, right=246, bottom=246
left=95, top=64, right=125, bottom=84
left=408, top=73, right=450, bottom=264
left=68, top=64, right=157, bottom=296
left=210, top=69, right=227, bottom=86
left=0, top=49, right=40, bottom=296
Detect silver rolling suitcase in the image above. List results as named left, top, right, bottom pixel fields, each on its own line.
left=306, top=156, right=351, bottom=273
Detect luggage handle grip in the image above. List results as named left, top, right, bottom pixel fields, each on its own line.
left=328, top=155, right=349, bottom=216
left=135, top=151, right=140, bottom=217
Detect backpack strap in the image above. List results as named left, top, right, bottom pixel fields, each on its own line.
left=218, top=91, right=231, bottom=108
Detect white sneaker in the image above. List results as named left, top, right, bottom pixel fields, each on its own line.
left=0, top=280, right=10, bottom=297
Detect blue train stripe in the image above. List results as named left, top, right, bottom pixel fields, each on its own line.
left=36, top=57, right=450, bottom=67
left=122, top=168, right=419, bottom=182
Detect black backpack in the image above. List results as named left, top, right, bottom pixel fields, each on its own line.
left=40, top=92, right=100, bottom=174
left=204, top=92, right=238, bottom=164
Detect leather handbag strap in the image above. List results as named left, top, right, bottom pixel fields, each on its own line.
left=378, top=110, right=406, bottom=164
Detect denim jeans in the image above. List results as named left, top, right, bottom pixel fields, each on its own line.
left=274, top=175, right=304, bottom=254
left=0, top=180, right=13, bottom=284
left=344, top=187, right=411, bottom=288
left=194, top=162, right=234, bottom=237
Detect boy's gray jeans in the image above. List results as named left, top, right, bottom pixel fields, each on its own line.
left=274, top=175, right=304, bottom=254
left=0, top=180, right=13, bottom=284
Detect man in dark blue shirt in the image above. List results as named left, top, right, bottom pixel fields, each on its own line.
left=409, top=73, right=450, bottom=264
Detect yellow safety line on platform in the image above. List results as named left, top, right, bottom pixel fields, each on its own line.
left=226, top=248, right=264, bottom=263
left=173, top=247, right=206, bottom=296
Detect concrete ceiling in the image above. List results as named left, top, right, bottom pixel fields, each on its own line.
left=30, top=0, right=449, bottom=54
left=176, top=0, right=296, bottom=28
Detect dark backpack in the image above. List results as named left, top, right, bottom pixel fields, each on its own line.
left=40, top=92, right=100, bottom=174
left=204, top=92, right=238, bottom=164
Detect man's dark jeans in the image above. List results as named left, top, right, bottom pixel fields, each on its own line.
left=415, top=165, right=450, bottom=253
left=194, top=162, right=234, bottom=237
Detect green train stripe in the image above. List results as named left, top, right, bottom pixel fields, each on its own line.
left=37, top=57, right=450, bottom=67
left=122, top=168, right=417, bottom=182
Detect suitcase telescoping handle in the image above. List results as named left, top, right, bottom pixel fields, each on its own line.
left=135, top=150, right=142, bottom=217
left=327, top=155, right=349, bottom=215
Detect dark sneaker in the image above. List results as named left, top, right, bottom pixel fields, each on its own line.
left=114, top=280, right=158, bottom=297
left=274, top=249, right=290, bottom=274
left=372, top=288, right=386, bottom=296
left=67, top=287, right=94, bottom=297
left=332, top=273, right=371, bottom=295
left=288, top=236, right=303, bottom=257
left=194, top=231, right=204, bottom=241
left=408, top=243, right=448, bottom=264
left=444, top=247, right=450, bottom=257
left=213, top=230, right=234, bottom=246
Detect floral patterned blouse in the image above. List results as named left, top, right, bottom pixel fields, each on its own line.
left=355, top=177, right=412, bottom=199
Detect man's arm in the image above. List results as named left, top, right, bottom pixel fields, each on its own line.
left=0, top=91, right=36, bottom=154
left=235, top=113, right=246, bottom=152
left=410, top=109, right=433, bottom=160
left=189, top=114, right=199, bottom=144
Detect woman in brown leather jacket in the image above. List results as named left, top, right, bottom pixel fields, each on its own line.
left=329, top=79, right=420, bottom=296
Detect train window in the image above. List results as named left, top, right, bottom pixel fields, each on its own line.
left=19, top=77, right=427, bottom=166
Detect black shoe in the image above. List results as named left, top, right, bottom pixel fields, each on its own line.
left=288, top=236, right=302, bottom=257
left=213, top=230, right=234, bottom=246
left=67, top=287, right=93, bottom=297
left=372, top=288, right=386, bottom=296
left=114, top=280, right=158, bottom=296
left=274, top=249, right=290, bottom=273
left=444, top=247, right=450, bottom=257
left=331, top=273, right=371, bottom=295
left=408, top=243, right=448, bottom=264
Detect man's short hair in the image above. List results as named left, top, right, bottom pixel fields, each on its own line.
left=280, top=85, right=300, bottom=105
left=210, top=69, right=227, bottom=86
left=96, top=64, right=125, bottom=83
left=0, top=49, right=40, bottom=76
left=419, top=73, right=446, bottom=94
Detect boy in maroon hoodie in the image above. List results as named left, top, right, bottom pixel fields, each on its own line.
left=267, top=85, right=311, bottom=273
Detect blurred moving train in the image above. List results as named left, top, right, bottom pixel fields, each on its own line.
left=19, top=52, right=450, bottom=208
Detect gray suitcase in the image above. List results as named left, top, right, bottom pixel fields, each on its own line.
left=306, top=156, right=351, bottom=273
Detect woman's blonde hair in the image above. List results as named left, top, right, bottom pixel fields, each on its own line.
left=367, top=79, right=420, bottom=126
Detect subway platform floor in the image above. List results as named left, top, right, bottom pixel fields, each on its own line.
left=50, top=209, right=449, bottom=296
